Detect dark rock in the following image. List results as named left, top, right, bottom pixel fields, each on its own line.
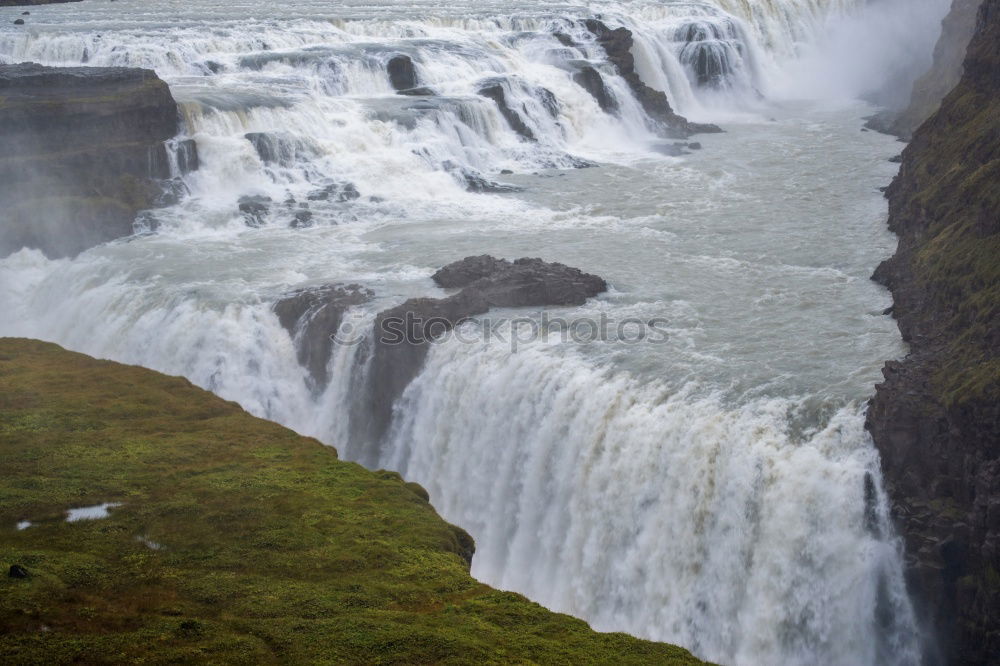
left=290, top=209, right=314, bottom=228
left=13, top=18, right=24, bottom=24
left=397, top=86, right=435, bottom=97
left=889, top=154, right=903, bottom=163
left=238, top=195, right=271, bottom=227
left=462, top=171, right=523, bottom=193
left=306, top=182, right=360, bottom=202
left=584, top=19, right=721, bottom=138
left=500, top=169, right=514, bottom=175
left=688, top=142, right=702, bottom=150
left=431, top=254, right=511, bottom=288
left=653, top=142, right=690, bottom=157
left=387, top=55, right=418, bottom=92
left=364, top=256, right=606, bottom=448
left=478, top=82, right=535, bottom=141
left=573, top=65, right=617, bottom=114
left=8, top=564, right=28, bottom=579
left=0, top=62, right=179, bottom=259
left=553, top=32, right=575, bottom=48
left=273, top=284, right=372, bottom=390
left=245, top=132, right=314, bottom=167
left=175, top=138, right=199, bottom=174
left=866, top=1, right=1000, bottom=662
left=22, top=11, right=30, bottom=14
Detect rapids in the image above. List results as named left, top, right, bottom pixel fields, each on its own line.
left=0, top=0, right=953, bottom=663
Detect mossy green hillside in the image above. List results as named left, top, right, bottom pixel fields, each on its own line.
left=0, top=338, right=705, bottom=665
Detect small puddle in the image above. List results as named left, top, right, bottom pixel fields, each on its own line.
left=66, top=502, right=122, bottom=522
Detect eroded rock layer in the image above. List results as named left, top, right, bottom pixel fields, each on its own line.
left=0, top=63, right=179, bottom=258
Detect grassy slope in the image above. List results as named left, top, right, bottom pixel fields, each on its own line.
left=881, top=0, right=1000, bottom=406
left=0, top=339, right=705, bottom=665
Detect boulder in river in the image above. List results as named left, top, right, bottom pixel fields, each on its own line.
left=387, top=55, right=418, bottom=92
left=364, top=256, right=606, bottom=445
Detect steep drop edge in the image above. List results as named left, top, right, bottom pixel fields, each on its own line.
left=0, top=337, right=707, bottom=665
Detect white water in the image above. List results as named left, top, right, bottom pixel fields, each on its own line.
left=0, top=0, right=951, bottom=663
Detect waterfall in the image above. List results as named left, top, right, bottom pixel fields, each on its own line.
left=0, top=0, right=946, bottom=663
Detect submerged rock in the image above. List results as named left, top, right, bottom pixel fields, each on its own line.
left=273, top=284, right=372, bottom=390
left=397, top=86, right=435, bottom=97
left=306, top=182, right=360, bottom=202
left=238, top=195, right=271, bottom=227
left=0, top=62, right=179, bottom=258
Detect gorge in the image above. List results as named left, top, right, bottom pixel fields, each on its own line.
left=1, top=0, right=997, bottom=663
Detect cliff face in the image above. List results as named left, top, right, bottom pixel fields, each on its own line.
left=894, top=0, right=983, bottom=139
left=0, top=338, right=706, bottom=664
left=0, top=63, right=180, bottom=259
left=867, top=0, right=983, bottom=139
left=866, top=0, right=1000, bottom=662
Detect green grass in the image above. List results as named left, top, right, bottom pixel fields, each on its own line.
left=892, top=75, right=1000, bottom=407
left=0, top=338, right=705, bottom=665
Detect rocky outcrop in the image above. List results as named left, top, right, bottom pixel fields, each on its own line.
left=573, top=65, right=618, bottom=114
left=866, top=1, right=1000, bottom=662
left=387, top=55, right=418, bottom=92
left=867, top=0, right=983, bottom=139
left=364, top=256, right=607, bottom=445
left=273, top=284, right=372, bottom=391
left=584, top=19, right=720, bottom=138
left=0, top=63, right=180, bottom=258
left=477, top=81, right=536, bottom=141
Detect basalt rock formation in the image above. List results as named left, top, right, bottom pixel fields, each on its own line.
left=364, top=256, right=607, bottom=450
left=0, top=63, right=180, bottom=258
left=273, top=283, right=373, bottom=391
left=584, top=19, right=720, bottom=138
left=865, top=0, right=1000, bottom=662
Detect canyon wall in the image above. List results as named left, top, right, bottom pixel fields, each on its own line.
left=866, top=0, right=1000, bottom=661
left=0, top=63, right=182, bottom=259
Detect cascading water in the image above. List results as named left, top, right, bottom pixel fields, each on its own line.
left=0, top=0, right=950, bottom=663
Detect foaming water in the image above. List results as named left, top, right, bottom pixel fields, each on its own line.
left=0, top=1, right=944, bottom=663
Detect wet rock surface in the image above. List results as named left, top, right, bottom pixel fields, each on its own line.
left=573, top=64, right=618, bottom=114
left=273, top=284, right=373, bottom=390
left=387, top=54, right=418, bottom=92
left=584, top=19, right=721, bottom=138
left=0, top=63, right=179, bottom=258
left=364, top=256, right=607, bottom=444
left=477, top=82, right=536, bottom=141
left=866, top=1, right=1000, bottom=662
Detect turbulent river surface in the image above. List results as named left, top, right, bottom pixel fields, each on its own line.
left=0, top=0, right=954, bottom=663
